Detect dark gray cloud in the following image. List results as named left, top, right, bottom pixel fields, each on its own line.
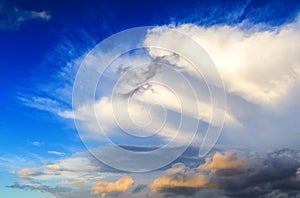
left=116, top=56, right=165, bottom=98
left=151, top=149, right=300, bottom=198
left=132, top=184, right=148, bottom=194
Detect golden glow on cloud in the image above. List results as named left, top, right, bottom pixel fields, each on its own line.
left=61, top=180, right=86, bottom=186
left=151, top=165, right=210, bottom=192
left=151, top=152, right=249, bottom=193
left=18, top=168, right=39, bottom=178
left=200, top=151, right=248, bottom=170
left=92, top=176, right=134, bottom=198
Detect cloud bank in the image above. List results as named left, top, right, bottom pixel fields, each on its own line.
left=151, top=150, right=300, bottom=197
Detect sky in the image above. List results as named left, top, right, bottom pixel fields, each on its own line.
left=0, top=0, right=300, bottom=197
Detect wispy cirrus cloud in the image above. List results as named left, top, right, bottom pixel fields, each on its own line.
left=47, top=151, right=65, bottom=156
left=0, top=2, right=51, bottom=30
left=29, top=141, right=42, bottom=147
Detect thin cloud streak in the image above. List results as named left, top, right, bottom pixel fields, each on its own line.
left=0, top=2, right=51, bottom=30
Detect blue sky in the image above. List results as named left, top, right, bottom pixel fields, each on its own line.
left=1, top=0, right=300, bottom=197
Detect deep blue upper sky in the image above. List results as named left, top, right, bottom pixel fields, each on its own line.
left=0, top=1, right=300, bottom=197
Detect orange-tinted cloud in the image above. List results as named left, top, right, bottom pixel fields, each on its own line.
left=150, top=150, right=300, bottom=197
left=92, top=176, right=134, bottom=197
left=151, top=163, right=211, bottom=192
left=46, top=164, right=61, bottom=170
left=200, top=151, right=249, bottom=170
left=151, top=152, right=248, bottom=193
left=18, top=168, right=40, bottom=178
left=61, top=180, right=86, bottom=186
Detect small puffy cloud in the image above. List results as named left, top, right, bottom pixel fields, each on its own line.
left=0, top=3, right=51, bottom=30
left=48, top=151, right=65, bottom=156
left=31, top=141, right=42, bottom=146
left=92, top=176, right=134, bottom=197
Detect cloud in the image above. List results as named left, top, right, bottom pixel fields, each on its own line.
left=200, top=151, right=249, bottom=171
left=144, top=17, right=300, bottom=107
left=18, top=168, right=41, bottom=178
left=16, top=1, right=300, bottom=161
left=60, top=42, right=236, bottom=162
left=7, top=183, right=98, bottom=198
left=151, top=163, right=211, bottom=192
left=17, top=154, right=100, bottom=183
left=10, top=152, right=135, bottom=197
left=46, top=164, right=61, bottom=170
left=7, top=183, right=70, bottom=194
left=8, top=147, right=300, bottom=198
left=151, top=150, right=300, bottom=197
left=48, top=151, right=65, bottom=156
left=132, top=184, right=148, bottom=194
left=31, top=141, right=42, bottom=146
left=141, top=16, right=300, bottom=150
left=61, top=180, right=86, bottom=186
left=92, top=176, right=134, bottom=198
left=0, top=3, right=51, bottom=30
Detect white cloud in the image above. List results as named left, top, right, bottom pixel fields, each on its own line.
left=19, top=14, right=300, bottom=151
left=63, top=46, right=238, bottom=149
left=18, top=168, right=40, bottom=178
left=61, top=95, right=199, bottom=145
left=31, top=141, right=42, bottom=147
left=144, top=17, right=300, bottom=107
left=48, top=151, right=65, bottom=156
left=17, top=154, right=101, bottom=183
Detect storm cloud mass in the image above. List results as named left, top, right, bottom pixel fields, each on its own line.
left=151, top=149, right=300, bottom=197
